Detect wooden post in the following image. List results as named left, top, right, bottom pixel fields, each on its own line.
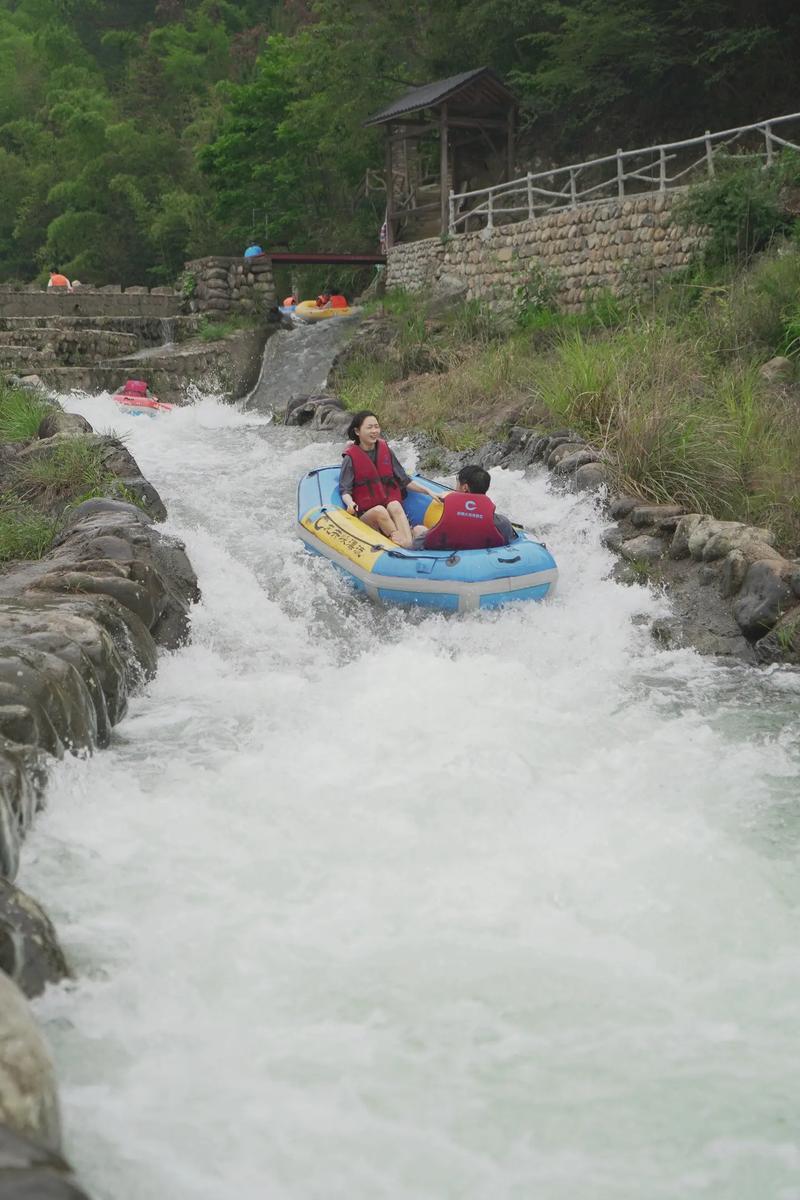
left=439, top=103, right=449, bottom=236
left=765, top=122, right=774, bottom=166
left=705, top=131, right=715, bottom=179
left=569, top=168, right=577, bottom=207
left=616, top=149, right=624, bottom=199
left=659, top=147, right=666, bottom=191
left=527, top=173, right=534, bottom=219
left=385, top=128, right=395, bottom=249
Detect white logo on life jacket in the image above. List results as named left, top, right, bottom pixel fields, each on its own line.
left=464, top=499, right=477, bottom=511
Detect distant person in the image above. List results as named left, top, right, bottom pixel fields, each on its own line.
left=244, top=244, right=264, bottom=258
left=282, top=292, right=299, bottom=307
left=315, top=290, right=348, bottom=310
left=412, top=465, right=514, bottom=550
left=47, top=268, right=72, bottom=292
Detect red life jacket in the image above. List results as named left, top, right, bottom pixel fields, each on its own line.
left=343, top=440, right=403, bottom=511
left=330, top=294, right=348, bottom=308
left=424, top=492, right=505, bottom=550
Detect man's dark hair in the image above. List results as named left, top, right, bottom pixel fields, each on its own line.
left=457, top=465, right=491, bottom=494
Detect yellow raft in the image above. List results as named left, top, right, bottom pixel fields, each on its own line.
left=293, top=299, right=352, bottom=322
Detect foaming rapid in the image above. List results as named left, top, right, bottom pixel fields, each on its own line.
left=19, top=391, right=800, bottom=1200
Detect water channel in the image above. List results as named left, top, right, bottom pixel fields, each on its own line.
left=17, top=385, right=800, bottom=1200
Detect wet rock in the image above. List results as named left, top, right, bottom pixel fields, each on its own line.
left=551, top=448, right=600, bottom=475
left=733, top=559, right=795, bottom=638
left=758, top=356, right=794, bottom=385
left=697, top=564, right=719, bottom=586
left=0, top=1123, right=90, bottom=1199
left=601, top=527, right=625, bottom=551
left=630, top=504, right=685, bottom=528
left=619, top=535, right=665, bottom=563
left=309, top=406, right=350, bottom=436
left=546, top=441, right=585, bottom=468
left=575, top=462, right=608, bottom=492
left=17, top=378, right=43, bottom=392
left=609, top=495, right=640, bottom=519
left=719, top=549, right=749, bottom=598
left=36, top=412, right=92, bottom=440
left=0, top=881, right=68, bottom=999
left=670, top=515, right=778, bottom=563
left=96, top=440, right=167, bottom=521
left=285, top=394, right=345, bottom=427
left=669, top=513, right=703, bottom=559
left=524, top=435, right=550, bottom=464
left=754, top=605, right=800, bottom=664
left=0, top=974, right=61, bottom=1151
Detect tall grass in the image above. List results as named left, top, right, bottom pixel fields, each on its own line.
left=13, top=440, right=114, bottom=506
left=0, top=496, right=57, bottom=561
left=346, top=246, right=800, bottom=546
left=0, top=387, right=51, bottom=441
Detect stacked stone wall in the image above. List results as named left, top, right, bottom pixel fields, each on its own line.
left=0, top=289, right=180, bottom=319
left=184, top=255, right=276, bottom=316
left=386, top=192, right=706, bottom=310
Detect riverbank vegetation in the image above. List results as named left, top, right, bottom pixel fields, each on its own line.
left=0, top=2, right=799, bottom=285
left=334, top=168, right=800, bottom=550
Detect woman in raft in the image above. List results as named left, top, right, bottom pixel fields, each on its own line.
left=339, top=410, right=440, bottom=548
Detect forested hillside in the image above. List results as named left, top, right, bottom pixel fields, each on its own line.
left=1, top=0, right=798, bottom=285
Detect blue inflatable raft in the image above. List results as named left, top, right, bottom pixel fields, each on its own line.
left=297, top=466, right=558, bottom=612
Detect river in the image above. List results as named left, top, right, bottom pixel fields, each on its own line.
left=18, top=391, right=800, bottom=1200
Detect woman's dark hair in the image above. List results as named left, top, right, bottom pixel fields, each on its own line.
left=346, top=410, right=378, bottom=442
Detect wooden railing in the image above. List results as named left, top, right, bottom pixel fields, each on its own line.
left=449, top=111, right=800, bottom=234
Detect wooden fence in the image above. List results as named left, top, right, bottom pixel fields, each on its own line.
left=449, top=111, right=800, bottom=234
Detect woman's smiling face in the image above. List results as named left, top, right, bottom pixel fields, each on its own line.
left=356, top=415, right=381, bottom=447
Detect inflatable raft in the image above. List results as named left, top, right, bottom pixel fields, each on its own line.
left=293, top=299, right=352, bottom=322
left=113, top=380, right=173, bottom=417
left=297, top=466, right=557, bottom=612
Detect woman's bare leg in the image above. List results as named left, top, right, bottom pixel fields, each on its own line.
left=386, top=500, right=412, bottom=548
left=360, top=505, right=395, bottom=538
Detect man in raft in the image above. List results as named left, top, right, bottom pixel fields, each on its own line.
left=412, top=465, right=514, bottom=550
left=315, top=289, right=348, bottom=310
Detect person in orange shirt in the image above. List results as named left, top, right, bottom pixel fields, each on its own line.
left=47, top=269, right=73, bottom=292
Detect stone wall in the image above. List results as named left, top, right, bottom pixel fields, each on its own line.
left=184, top=255, right=276, bottom=316
left=0, top=289, right=181, bottom=319
left=386, top=192, right=706, bottom=310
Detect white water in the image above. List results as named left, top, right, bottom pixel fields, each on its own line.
left=19, top=392, right=800, bottom=1200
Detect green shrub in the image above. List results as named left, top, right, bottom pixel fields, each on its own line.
left=0, top=388, right=51, bottom=442
left=195, top=315, right=256, bottom=340
left=673, top=154, right=800, bottom=268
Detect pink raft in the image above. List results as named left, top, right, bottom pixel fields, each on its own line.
left=113, top=379, right=173, bottom=416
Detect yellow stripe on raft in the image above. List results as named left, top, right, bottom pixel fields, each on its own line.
left=295, top=300, right=352, bottom=321
left=301, top=510, right=394, bottom=572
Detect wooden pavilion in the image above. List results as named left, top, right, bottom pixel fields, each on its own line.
left=364, top=68, right=519, bottom=247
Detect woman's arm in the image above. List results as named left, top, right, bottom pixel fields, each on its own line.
left=339, top=458, right=357, bottom=513
left=406, top=479, right=448, bottom=501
